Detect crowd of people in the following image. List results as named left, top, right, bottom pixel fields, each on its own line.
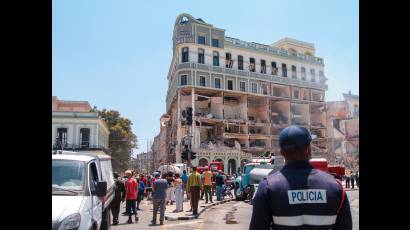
left=109, top=167, right=235, bottom=226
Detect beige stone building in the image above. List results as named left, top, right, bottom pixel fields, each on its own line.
left=161, top=14, right=328, bottom=174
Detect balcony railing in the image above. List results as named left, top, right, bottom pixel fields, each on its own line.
left=224, top=36, right=324, bottom=65
left=52, top=142, right=110, bottom=153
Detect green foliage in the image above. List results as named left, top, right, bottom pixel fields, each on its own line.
left=95, top=108, right=137, bottom=172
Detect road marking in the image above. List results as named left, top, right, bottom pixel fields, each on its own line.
left=164, top=220, right=204, bottom=227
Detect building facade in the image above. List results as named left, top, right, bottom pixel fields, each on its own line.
left=52, top=96, right=110, bottom=152
left=163, top=14, right=328, bottom=173
left=326, top=91, right=359, bottom=158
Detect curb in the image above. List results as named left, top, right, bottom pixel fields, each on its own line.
left=165, top=199, right=233, bottom=221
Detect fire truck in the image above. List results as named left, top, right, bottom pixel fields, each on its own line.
left=196, top=161, right=224, bottom=174
left=309, top=158, right=345, bottom=179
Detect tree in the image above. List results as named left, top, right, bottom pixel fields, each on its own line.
left=95, top=109, right=138, bottom=172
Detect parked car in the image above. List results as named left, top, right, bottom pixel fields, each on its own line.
left=52, top=150, right=115, bottom=230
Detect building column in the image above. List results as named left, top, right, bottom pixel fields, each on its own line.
left=191, top=88, right=196, bottom=149
left=176, top=90, right=182, bottom=163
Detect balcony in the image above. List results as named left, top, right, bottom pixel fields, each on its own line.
left=173, top=63, right=327, bottom=90
left=52, top=142, right=110, bottom=153
left=224, top=36, right=325, bottom=65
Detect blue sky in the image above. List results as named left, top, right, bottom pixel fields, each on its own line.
left=52, top=0, right=358, bottom=154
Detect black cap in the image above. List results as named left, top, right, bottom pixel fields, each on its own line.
left=279, top=125, right=315, bottom=150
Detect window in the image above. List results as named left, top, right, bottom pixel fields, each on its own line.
left=215, top=78, right=221, bottom=88
left=182, top=47, right=189, bottom=63
left=319, top=70, right=324, bottom=77
left=198, top=35, right=206, bottom=44
left=291, top=65, right=297, bottom=79
left=198, top=48, right=205, bottom=64
left=282, top=63, right=287, bottom=77
left=262, top=84, right=268, bottom=95
left=200, top=76, right=206, bottom=87
left=311, top=69, right=316, bottom=82
left=227, top=80, right=233, bottom=90
left=301, top=67, right=306, bottom=80
left=238, top=55, right=244, bottom=70
left=261, top=60, right=266, bottom=74
left=293, top=90, right=299, bottom=99
left=240, top=82, right=246, bottom=92
left=89, top=162, right=98, bottom=192
left=249, top=58, right=256, bottom=72
left=271, top=62, right=277, bottom=75
left=213, top=51, right=219, bottom=66
left=180, top=75, right=187, bottom=86
left=226, top=53, right=233, bottom=68
left=56, top=128, right=68, bottom=147
left=212, top=38, right=219, bottom=47
left=251, top=83, right=257, bottom=93
left=80, top=128, right=90, bottom=148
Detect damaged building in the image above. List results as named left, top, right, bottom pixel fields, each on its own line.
left=326, top=91, right=359, bottom=161
left=161, top=13, right=329, bottom=174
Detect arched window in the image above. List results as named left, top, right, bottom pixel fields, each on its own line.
left=182, top=47, right=189, bottom=63
left=213, top=51, right=219, bottom=66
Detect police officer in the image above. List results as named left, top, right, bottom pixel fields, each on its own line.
left=250, top=125, right=352, bottom=230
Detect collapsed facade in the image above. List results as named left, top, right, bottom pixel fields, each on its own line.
left=326, top=91, right=359, bottom=167
left=162, top=13, right=328, bottom=174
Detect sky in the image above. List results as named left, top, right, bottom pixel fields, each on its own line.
left=52, top=0, right=359, bottom=154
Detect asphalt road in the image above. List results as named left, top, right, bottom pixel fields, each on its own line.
left=111, top=190, right=359, bottom=230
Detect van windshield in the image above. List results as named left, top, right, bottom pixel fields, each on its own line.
left=52, top=160, right=85, bottom=191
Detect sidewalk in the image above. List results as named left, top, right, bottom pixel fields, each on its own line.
left=144, top=193, right=233, bottom=221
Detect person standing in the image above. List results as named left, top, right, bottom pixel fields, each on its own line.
left=173, top=173, right=184, bottom=212
left=200, top=171, right=205, bottom=200
left=150, top=173, right=169, bottom=226
left=355, top=171, right=359, bottom=188
left=181, top=170, right=189, bottom=201
left=350, top=171, right=355, bottom=189
left=249, top=125, right=352, bottom=229
left=203, top=168, right=213, bottom=203
left=166, top=172, right=175, bottom=205
left=345, top=173, right=350, bottom=189
left=124, top=170, right=138, bottom=224
left=110, top=172, right=126, bottom=225
left=137, top=176, right=145, bottom=210
left=187, top=166, right=203, bottom=215
left=215, top=170, right=225, bottom=201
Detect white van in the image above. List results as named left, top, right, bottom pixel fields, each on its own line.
left=52, top=150, right=115, bottom=230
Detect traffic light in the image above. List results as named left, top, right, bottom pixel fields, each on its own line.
left=186, top=107, right=193, bottom=126
left=181, top=145, right=189, bottom=161
left=190, top=150, right=197, bottom=160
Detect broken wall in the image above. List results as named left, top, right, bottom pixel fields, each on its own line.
left=291, top=103, right=310, bottom=125
left=271, top=100, right=290, bottom=125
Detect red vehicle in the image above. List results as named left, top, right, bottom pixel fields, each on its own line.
left=309, top=158, right=345, bottom=179
left=209, top=161, right=224, bottom=172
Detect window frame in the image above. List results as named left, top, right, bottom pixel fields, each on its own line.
left=198, top=35, right=206, bottom=45
left=180, top=75, right=188, bottom=86
left=238, top=55, right=244, bottom=70
left=215, top=78, right=221, bottom=89
left=251, top=83, right=257, bottom=94
left=79, top=128, right=91, bottom=148
left=227, top=80, right=234, bottom=90
left=212, top=38, right=219, bottom=47
left=200, top=76, right=206, bottom=87
left=282, top=63, right=287, bottom=77
left=198, top=48, right=205, bottom=64
left=182, top=47, right=189, bottom=63
left=301, top=67, right=306, bottom=80
left=249, top=58, right=256, bottom=72
left=213, top=51, right=219, bottom=66
left=260, top=60, right=266, bottom=74
left=271, top=62, right=277, bottom=75
left=291, top=65, right=297, bottom=79
left=240, top=81, right=246, bottom=92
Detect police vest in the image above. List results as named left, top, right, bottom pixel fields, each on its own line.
left=253, top=161, right=346, bottom=229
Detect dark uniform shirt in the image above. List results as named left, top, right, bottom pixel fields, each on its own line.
left=113, top=179, right=126, bottom=204
left=250, top=161, right=352, bottom=230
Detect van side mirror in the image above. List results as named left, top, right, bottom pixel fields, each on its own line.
left=92, top=181, right=107, bottom=197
